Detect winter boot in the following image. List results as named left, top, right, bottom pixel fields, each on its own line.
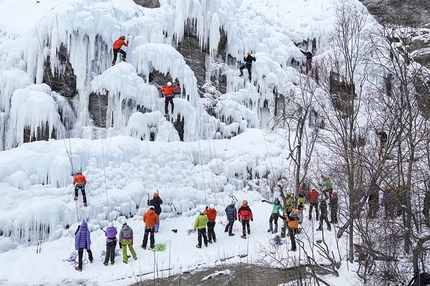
left=74, top=196, right=78, bottom=201
left=208, top=240, right=212, bottom=244
left=229, top=233, right=235, bottom=236
left=104, top=262, right=108, bottom=266
left=75, top=267, right=82, bottom=272
left=267, top=223, right=273, bottom=232
left=196, top=245, right=201, bottom=249
left=83, top=202, right=87, bottom=207
left=241, top=235, right=246, bottom=239
left=271, top=224, right=278, bottom=234
left=316, top=227, right=322, bottom=231
left=213, top=238, right=217, bottom=243
left=122, top=57, right=126, bottom=62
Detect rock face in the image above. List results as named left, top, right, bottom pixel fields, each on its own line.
left=133, top=0, right=160, bottom=9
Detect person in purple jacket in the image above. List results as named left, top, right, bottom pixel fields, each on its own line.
left=103, top=222, right=117, bottom=266
left=74, top=221, right=93, bottom=271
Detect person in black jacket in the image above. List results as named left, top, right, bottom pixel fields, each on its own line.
left=239, top=52, right=256, bottom=82
left=148, top=192, right=163, bottom=232
left=300, top=50, right=312, bottom=74
left=317, top=200, right=331, bottom=231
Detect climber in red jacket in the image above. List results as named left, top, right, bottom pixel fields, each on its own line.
left=158, top=82, right=179, bottom=116
left=112, top=36, right=129, bottom=66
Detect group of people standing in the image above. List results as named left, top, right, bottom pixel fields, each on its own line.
left=73, top=192, right=163, bottom=271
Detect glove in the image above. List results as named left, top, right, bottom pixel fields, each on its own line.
left=205, top=206, right=208, bottom=210
left=251, top=218, right=253, bottom=221
left=127, top=40, right=129, bottom=43
left=261, top=200, right=265, bottom=202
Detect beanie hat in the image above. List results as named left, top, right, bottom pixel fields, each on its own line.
left=209, top=204, right=215, bottom=209
left=120, top=35, right=125, bottom=40
left=167, top=82, right=172, bottom=86
left=149, top=205, right=155, bottom=210
left=108, top=222, right=113, bottom=227
left=153, top=193, right=159, bottom=198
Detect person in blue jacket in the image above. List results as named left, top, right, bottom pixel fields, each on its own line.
left=224, top=201, right=237, bottom=236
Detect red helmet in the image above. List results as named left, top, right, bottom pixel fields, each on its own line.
left=120, top=35, right=125, bottom=40
left=153, top=192, right=159, bottom=198
left=333, top=192, right=338, bottom=196
left=299, top=189, right=305, bottom=194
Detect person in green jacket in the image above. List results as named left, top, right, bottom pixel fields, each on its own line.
left=194, top=210, right=209, bottom=248
left=285, top=192, right=293, bottom=217
left=320, top=175, right=333, bottom=200
left=262, top=197, right=284, bottom=234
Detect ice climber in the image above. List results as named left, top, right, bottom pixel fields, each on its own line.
left=73, top=171, right=87, bottom=207
left=148, top=192, right=163, bottom=232
left=75, top=221, right=93, bottom=271
left=262, top=197, right=284, bottom=234
left=330, top=192, right=339, bottom=224
left=239, top=51, right=256, bottom=82
left=237, top=200, right=253, bottom=239
left=300, top=50, right=313, bottom=74
left=158, top=82, right=179, bottom=117
left=112, top=36, right=128, bottom=66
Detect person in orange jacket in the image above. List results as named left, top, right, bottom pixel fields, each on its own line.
left=73, top=171, right=87, bottom=206
left=141, top=206, right=159, bottom=249
left=204, top=204, right=217, bottom=243
left=158, top=82, right=179, bottom=116
left=112, top=36, right=129, bottom=66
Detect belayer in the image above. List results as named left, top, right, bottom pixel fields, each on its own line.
left=112, top=36, right=129, bottom=66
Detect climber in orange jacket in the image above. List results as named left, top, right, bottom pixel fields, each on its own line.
left=158, top=82, right=179, bottom=116
left=73, top=171, right=87, bottom=206
left=112, top=36, right=129, bottom=66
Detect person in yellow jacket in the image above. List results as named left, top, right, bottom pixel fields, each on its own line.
left=282, top=209, right=300, bottom=251
left=193, top=210, right=209, bottom=248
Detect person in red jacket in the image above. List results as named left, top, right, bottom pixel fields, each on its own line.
left=308, top=189, right=319, bottom=220
left=238, top=200, right=253, bottom=239
left=112, top=36, right=129, bottom=66
left=158, top=82, right=179, bottom=116
left=204, top=204, right=217, bottom=243
left=141, top=206, right=159, bottom=249
left=73, top=171, right=87, bottom=206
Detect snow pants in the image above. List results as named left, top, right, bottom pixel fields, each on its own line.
left=78, top=248, right=93, bottom=269
left=241, top=220, right=250, bottom=237
left=112, top=48, right=126, bottom=64
left=74, top=185, right=87, bottom=204
left=164, top=97, right=174, bottom=114
left=104, top=241, right=116, bottom=264
left=207, top=220, right=216, bottom=241
left=197, top=228, right=208, bottom=247
left=240, top=63, right=252, bottom=80
left=142, top=226, right=155, bottom=248
left=121, top=238, right=136, bottom=262
left=224, top=220, right=235, bottom=235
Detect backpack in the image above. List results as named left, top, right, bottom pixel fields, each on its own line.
left=309, top=191, right=319, bottom=204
